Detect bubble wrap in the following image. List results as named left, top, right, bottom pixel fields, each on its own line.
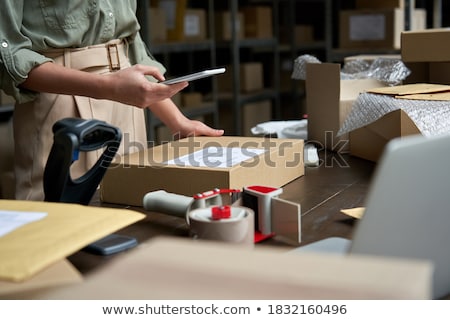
left=341, top=58, right=411, bottom=86
left=292, top=55, right=410, bottom=85
left=291, top=54, right=321, bottom=80
left=338, top=92, right=450, bottom=137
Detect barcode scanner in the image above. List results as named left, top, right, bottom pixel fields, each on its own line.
left=44, top=118, right=121, bottom=205
left=44, top=118, right=137, bottom=255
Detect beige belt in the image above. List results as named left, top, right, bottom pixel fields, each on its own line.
left=40, top=39, right=128, bottom=71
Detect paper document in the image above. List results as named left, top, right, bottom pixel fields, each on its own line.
left=0, top=211, right=47, bottom=238
left=165, top=147, right=266, bottom=168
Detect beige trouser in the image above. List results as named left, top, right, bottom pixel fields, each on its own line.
left=14, top=39, right=147, bottom=201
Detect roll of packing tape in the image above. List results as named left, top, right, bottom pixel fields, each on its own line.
left=188, top=206, right=254, bottom=248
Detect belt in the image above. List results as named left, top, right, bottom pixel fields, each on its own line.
left=41, top=39, right=128, bottom=72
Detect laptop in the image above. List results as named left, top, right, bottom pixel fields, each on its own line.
left=294, top=133, right=450, bottom=299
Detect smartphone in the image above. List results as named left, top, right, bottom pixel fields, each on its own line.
left=160, top=67, right=226, bottom=84
left=83, top=234, right=138, bottom=255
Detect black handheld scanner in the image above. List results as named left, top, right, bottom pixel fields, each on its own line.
left=44, top=118, right=122, bottom=205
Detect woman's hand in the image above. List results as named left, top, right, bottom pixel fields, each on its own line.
left=22, top=62, right=188, bottom=109
left=104, top=64, right=188, bottom=108
left=172, top=118, right=224, bottom=139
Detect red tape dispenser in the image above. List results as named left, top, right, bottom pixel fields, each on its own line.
left=243, top=185, right=301, bottom=244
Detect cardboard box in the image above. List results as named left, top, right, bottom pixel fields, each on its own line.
left=157, top=0, right=187, bottom=41
left=100, top=136, right=304, bottom=206
left=339, top=8, right=424, bottom=50
left=339, top=9, right=404, bottom=49
left=355, top=0, right=404, bottom=9
left=148, top=7, right=167, bottom=43
left=349, top=109, right=421, bottom=162
left=401, top=28, right=450, bottom=63
left=217, top=62, right=264, bottom=93
left=345, top=84, right=448, bottom=162
left=180, top=92, right=203, bottom=108
left=242, top=6, right=273, bottom=39
left=429, top=62, right=450, bottom=85
left=183, top=9, right=207, bottom=41
left=215, top=11, right=245, bottom=41
left=33, top=237, right=432, bottom=300
left=401, top=29, right=450, bottom=84
left=306, top=63, right=386, bottom=153
left=242, top=100, right=272, bottom=136
left=280, top=25, right=315, bottom=45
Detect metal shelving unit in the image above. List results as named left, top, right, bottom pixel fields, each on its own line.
left=136, top=0, right=220, bottom=142
left=136, top=0, right=445, bottom=138
left=212, top=0, right=282, bottom=136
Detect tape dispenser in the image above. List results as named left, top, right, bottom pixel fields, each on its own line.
left=143, top=186, right=301, bottom=245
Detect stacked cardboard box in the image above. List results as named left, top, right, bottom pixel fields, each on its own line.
left=215, top=11, right=245, bottom=41
left=242, top=6, right=273, bottom=39
left=339, top=1, right=426, bottom=50
left=152, top=0, right=207, bottom=42
left=217, top=62, right=264, bottom=93
left=402, top=28, right=450, bottom=85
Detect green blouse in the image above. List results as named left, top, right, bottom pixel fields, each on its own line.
left=0, top=0, right=165, bottom=103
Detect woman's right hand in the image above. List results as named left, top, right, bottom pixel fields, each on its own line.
left=104, top=64, right=188, bottom=108
left=22, top=62, right=188, bottom=108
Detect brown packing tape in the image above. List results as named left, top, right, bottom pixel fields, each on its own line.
left=188, top=206, right=254, bottom=248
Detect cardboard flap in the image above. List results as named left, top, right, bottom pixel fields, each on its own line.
left=271, top=197, right=301, bottom=245
left=367, top=83, right=450, bottom=96
left=306, top=63, right=341, bottom=134
left=397, top=91, right=450, bottom=101
left=364, top=110, right=420, bottom=140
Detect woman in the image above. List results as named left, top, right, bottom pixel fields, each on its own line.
left=0, top=1, right=224, bottom=200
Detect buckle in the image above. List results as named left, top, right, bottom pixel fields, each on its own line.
left=106, top=43, right=120, bottom=71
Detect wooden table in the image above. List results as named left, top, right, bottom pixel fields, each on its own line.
left=68, top=151, right=376, bottom=275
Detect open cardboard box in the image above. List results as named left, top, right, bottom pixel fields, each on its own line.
left=100, top=136, right=304, bottom=207
left=349, top=83, right=450, bottom=162
left=349, top=109, right=420, bottom=162
left=350, top=28, right=450, bottom=162
left=306, top=63, right=386, bottom=153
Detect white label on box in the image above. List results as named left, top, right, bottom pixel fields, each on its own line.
left=184, top=15, right=200, bottom=36
left=349, top=14, right=385, bottom=41
left=165, top=147, right=266, bottom=168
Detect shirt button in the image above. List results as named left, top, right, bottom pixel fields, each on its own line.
left=109, top=12, right=113, bottom=18
left=1, top=42, right=8, bottom=48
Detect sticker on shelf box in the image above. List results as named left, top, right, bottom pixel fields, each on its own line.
left=184, top=15, right=200, bottom=36
left=350, top=14, right=386, bottom=41
left=164, top=147, right=266, bottom=168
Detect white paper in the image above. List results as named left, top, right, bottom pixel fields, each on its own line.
left=0, top=210, right=47, bottom=238
left=165, top=147, right=266, bottom=168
